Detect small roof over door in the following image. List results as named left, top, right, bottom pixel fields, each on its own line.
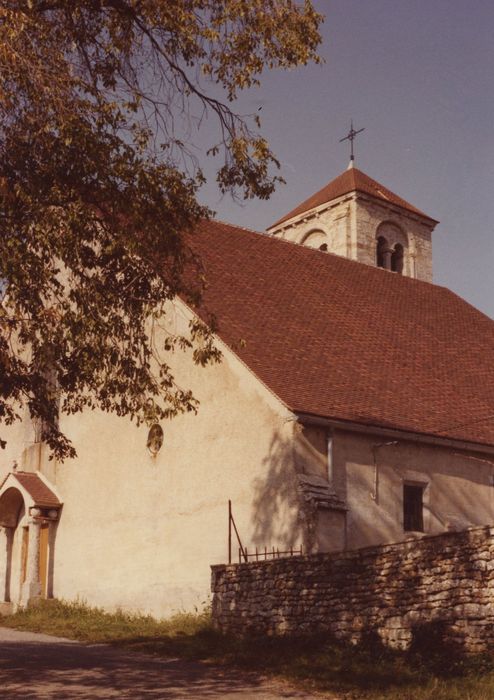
left=0, top=471, right=61, bottom=527
left=9, top=472, right=61, bottom=508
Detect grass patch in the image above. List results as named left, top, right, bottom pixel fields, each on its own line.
left=2, top=600, right=494, bottom=699
left=0, top=598, right=211, bottom=644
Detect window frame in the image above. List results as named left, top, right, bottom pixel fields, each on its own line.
left=403, top=482, right=426, bottom=533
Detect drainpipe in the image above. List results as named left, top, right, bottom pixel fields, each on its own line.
left=371, top=441, right=398, bottom=504
left=327, top=434, right=333, bottom=483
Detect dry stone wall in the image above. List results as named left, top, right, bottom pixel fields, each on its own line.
left=211, top=526, right=494, bottom=652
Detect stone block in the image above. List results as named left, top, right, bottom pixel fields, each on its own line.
left=212, top=526, right=494, bottom=652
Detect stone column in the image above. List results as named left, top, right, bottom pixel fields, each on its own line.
left=0, top=528, right=6, bottom=599
left=46, top=517, right=58, bottom=598
left=21, top=513, right=42, bottom=605
left=2, top=527, right=13, bottom=602
left=383, top=247, right=393, bottom=270
left=0, top=528, right=14, bottom=613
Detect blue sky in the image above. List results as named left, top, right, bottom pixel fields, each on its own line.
left=195, top=0, right=494, bottom=318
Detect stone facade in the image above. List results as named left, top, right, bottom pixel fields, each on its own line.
left=268, top=196, right=354, bottom=260
left=212, top=525, right=494, bottom=653
left=353, top=195, right=434, bottom=282
left=3, top=363, right=493, bottom=615
left=268, top=185, right=436, bottom=282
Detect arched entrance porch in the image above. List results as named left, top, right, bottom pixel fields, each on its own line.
left=0, top=471, right=61, bottom=610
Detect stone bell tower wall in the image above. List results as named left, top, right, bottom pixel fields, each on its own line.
left=269, top=196, right=355, bottom=260
left=351, top=196, right=434, bottom=282
left=269, top=190, right=436, bottom=283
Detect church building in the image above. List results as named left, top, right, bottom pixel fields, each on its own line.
left=1, top=162, right=494, bottom=617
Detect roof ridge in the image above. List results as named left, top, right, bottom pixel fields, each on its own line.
left=269, top=166, right=437, bottom=228
left=204, top=217, right=348, bottom=262
left=202, top=217, right=443, bottom=293
left=209, top=217, right=265, bottom=237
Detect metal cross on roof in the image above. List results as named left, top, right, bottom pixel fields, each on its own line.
left=339, top=120, right=365, bottom=162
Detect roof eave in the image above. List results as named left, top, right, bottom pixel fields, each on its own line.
left=269, top=187, right=439, bottom=231
left=296, top=412, right=494, bottom=456
left=354, top=190, right=439, bottom=225
left=268, top=191, right=356, bottom=232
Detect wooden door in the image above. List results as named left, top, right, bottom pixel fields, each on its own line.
left=39, top=524, right=49, bottom=597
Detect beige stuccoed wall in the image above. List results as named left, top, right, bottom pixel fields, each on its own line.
left=0, top=411, right=35, bottom=476
left=4, top=389, right=494, bottom=614
left=297, top=423, right=494, bottom=550
left=2, top=302, right=494, bottom=614
left=331, top=428, right=494, bottom=549
left=2, top=302, right=310, bottom=616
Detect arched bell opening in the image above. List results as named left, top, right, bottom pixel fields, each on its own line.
left=376, top=222, right=408, bottom=275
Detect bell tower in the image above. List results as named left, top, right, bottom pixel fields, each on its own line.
left=267, top=164, right=438, bottom=283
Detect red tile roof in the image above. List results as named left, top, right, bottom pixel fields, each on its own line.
left=13, top=472, right=61, bottom=507
left=188, top=220, right=494, bottom=447
left=271, top=167, right=437, bottom=227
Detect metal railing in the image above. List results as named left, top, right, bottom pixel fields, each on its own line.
left=228, top=499, right=247, bottom=563
left=238, top=545, right=303, bottom=563
left=228, top=500, right=303, bottom=564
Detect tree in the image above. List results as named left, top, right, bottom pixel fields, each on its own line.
left=0, top=0, right=322, bottom=458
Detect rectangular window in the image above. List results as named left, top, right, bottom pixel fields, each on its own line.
left=403, top=484, right=424, bottom=532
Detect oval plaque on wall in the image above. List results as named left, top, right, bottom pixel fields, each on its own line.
left=146, top=424, right=164, bottom=455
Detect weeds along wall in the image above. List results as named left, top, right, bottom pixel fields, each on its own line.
left=211, top=526, right=494, bottom=653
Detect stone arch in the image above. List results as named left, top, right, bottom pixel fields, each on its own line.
left=376, top=221, right=408, bottom=248
left=301, top=229, right=329, bottom=252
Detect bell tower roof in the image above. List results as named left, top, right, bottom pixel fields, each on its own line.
left=271, top=166, right=438, bottom=228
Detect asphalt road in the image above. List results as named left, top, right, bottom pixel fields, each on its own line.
left=0, top=627, right=328, bottom=699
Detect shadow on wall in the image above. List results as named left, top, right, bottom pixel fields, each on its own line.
left=345, top=437, right=494, bottom=550
left=424, top=457, right=494, bottom=532
left=345, top=466, right=398, bottom=549
left=244, top=421, right=494, bottom=563
left=249, top=428, right=310, bottom=553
